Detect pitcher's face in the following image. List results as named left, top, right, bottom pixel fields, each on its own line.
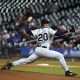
left=43, top=23, right=49, bottom=28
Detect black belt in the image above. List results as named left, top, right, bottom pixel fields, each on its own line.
left=37, top=44, right=47, bottom=48
left=41, top=46, right=47, bottom=48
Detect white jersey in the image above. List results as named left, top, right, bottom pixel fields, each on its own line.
left=31, top=27, right=57, bottom=48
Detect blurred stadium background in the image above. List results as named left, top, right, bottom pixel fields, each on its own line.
left=0, top=0, right=80, bottom=60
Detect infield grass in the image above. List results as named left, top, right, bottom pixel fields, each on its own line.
left=0, top=58, right=80, bottom=76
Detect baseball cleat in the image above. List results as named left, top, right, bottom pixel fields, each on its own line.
left=65, top=70, right=77, bottom=76
left=0, top=62, right=12, bottom=70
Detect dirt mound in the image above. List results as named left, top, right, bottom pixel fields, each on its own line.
left=0, top=70, right=79, bottom=80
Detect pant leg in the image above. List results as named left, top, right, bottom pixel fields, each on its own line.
left=12, top=53, right=39, bottom=66
left=35, top=47, right=69, bottom=71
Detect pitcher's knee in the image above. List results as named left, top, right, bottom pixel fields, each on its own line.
left=57, top=53, right=64, bottom=59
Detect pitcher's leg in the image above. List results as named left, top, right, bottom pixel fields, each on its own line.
left=51, top=51, right=69, bottom=71
left=12, top=54, right=39, bottom=66
left=40, top=49, right=69, bottom=71
left=55, top=52, right=69, bottom=71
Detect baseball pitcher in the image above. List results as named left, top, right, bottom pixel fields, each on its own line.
left=0, top=19, right=77, bottom=76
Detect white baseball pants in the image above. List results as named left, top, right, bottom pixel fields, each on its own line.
left=12, top=47, right=69, bottom=71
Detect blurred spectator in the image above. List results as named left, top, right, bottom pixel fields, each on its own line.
left=73, top=34, right=80, bottom=48
left=7, top=30, right=20, bottom=45
left=7, top=30, right=20, bottom=58
left=0, top=30, right=10, bottom=58
left=22, top=15, right=36, bottom=40
left=43, top=2, right=59, bottom=14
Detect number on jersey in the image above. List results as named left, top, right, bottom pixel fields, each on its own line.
left=38, top=33, right=48, bottom=41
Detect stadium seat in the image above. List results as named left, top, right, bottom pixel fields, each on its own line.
left=0, top=0, right=80, bottom=29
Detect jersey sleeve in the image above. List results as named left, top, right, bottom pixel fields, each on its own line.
left=49, top=28, right=57, bottom=35
left=31, top=29, right=38, bottom=36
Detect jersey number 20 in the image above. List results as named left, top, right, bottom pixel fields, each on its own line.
left=38, top=33, right=48, bottom=41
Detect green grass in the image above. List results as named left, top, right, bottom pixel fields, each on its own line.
left=0, top=58, right=80, bottom=76
left=11, top=65, right=80, bottom=76
left=11, top=66, right=64, bottom=75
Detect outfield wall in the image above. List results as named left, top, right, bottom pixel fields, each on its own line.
left=20, top=47, right=80, bottom=58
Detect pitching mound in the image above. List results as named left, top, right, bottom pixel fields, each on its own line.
left=0, top=70, right=79, bottom=80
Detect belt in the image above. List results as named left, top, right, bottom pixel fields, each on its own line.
left=37, top=44, right=47, bottom=48
left=41, top=46, right=47, bottom=48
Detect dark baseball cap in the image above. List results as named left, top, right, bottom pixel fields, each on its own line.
left=41, top=19, right=50, bottom=25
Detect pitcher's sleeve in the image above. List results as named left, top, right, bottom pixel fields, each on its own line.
left=31, top=29, right=38, bottom=36
left=49, top=28, right=57, bottom=36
